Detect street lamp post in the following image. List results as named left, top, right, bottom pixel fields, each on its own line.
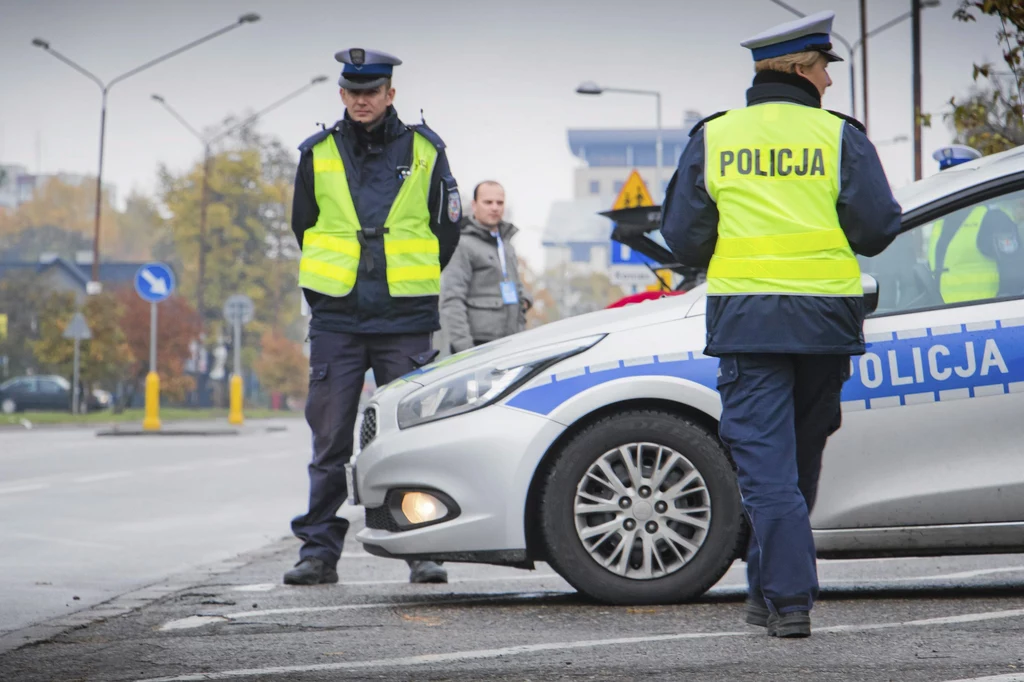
left=31, top=13, right=261, bottom=293
left=151, top=75, right=328, bottom=319
left=767, top=0, right=940, bottom=136
left=576, top=82, right=663, bottom=202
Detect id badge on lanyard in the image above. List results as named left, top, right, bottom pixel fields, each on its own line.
left=496, top=231, right=519, bottom=305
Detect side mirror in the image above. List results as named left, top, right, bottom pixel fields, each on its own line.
left=862, top=273, right=880, bottom=314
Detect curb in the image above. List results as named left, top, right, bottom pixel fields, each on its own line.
left=0, top=536, right=298, bottom=657
left=95, top=424, right=289, bottom=437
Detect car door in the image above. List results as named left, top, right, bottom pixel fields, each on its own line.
left=813, top=178, right=1024, bottom=530
left=35, top=378, right=70, bottom=412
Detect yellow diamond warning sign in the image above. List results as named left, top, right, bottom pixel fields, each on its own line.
left=611, top=170, right=654, bottom=210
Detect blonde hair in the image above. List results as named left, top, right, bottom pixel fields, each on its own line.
left=754, top=50, right=824, bottom=74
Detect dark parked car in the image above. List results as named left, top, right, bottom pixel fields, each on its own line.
left=0, top=375, right=110, bottom=414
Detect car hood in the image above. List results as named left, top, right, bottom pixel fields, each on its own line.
left=394, top=286, right=707, bottom=389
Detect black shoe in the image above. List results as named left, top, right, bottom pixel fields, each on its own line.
left=745, top=597, right=770, bottom=627
left=283, top=557, right=339, bottom=586
left=767, top=610, right=811, bottom=638
left=408, top=560, right=448, bottom=584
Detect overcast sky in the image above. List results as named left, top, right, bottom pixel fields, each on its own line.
left=0, top=0, right=1013, bottom=265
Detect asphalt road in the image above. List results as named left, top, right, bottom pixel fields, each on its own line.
left=1, top=509, right=1023, bottom=680
left=2, top=421, right=1024, bottom=681
left=0, top=419, right=311, bottom=638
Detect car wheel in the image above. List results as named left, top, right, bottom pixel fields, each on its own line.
left=540, top=409, right=745, bottom=605
left=1, top=398, right=16, bottom=415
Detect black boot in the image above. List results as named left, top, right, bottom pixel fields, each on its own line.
left=767, top=610, right=811, bottom=638
left=745, top=596, right=770, bottom=627
left=283, top=557, right=339, bottom=586
left=408, top=560, right=447, bottom=583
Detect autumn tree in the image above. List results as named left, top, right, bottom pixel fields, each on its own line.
left=941, top=1, right=1024, bottom=154
left=253, top=330, right=309, bottom=404
left=158, top=122, right=303, bottom=345
left=0, top=272, right=48, bottom=378
left=518, top=256, right=560, bottom=328
left=115, top=289, right=202, bottom=408
left=0, top=178, right=164, bottom=262
left=30, top=291, right=132, bottom=392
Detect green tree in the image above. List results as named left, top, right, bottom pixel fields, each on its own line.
left=158, top=124, right=302, bottom=343
left=0, top=272, right=47, bottom=379
left=30, top=291, right=133, bottom=392
left=942, top=1, right=1024, bottom=154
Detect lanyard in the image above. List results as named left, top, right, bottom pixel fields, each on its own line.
left=494, top=230, right=509, bottom=280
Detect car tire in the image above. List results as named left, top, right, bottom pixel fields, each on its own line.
left=539, top=409, right=745, bottom=605
left=1, top=398, right=16, bottom=415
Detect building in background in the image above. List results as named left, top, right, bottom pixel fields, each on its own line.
left=542, top=110, right=703, bottom=276
left=0, top=164, right=117, bottom=211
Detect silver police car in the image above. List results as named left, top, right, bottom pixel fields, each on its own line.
left=351, top=145, right=1024, bottom=605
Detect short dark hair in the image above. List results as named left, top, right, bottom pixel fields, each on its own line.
left=473, top=180, right=503, bottom=200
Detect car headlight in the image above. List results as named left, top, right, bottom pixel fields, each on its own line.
left=396, top=334, right=604, bottom=429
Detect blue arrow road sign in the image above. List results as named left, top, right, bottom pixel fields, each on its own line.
left=610, top=232, right=657, bottom=266
left=134, top=262, right=175, bottom=303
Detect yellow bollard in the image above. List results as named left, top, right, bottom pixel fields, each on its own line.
left=142, top=371, right=161, bottom=431
left=228, top=374, right=244, bottom=425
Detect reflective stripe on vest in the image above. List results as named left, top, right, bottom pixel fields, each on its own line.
left=298, top=132, right=440, bottom=298
left=703, top=103, right=861, bottom=297
left=927, top=206, right=997, bottom=303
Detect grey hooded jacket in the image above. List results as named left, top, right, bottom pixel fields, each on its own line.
left=439, top=217, right=531, bottom=353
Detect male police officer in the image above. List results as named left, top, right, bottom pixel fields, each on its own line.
left=286, top=48, right=462, bottom=586
left=661, top=11, right=901, bottom=637
left=927, top=145, right=1024, bottom=304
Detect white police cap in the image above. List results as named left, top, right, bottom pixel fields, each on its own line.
left=334, top=48, right=402, bottom=90
left=741, top=10, right=844, bottom=63
left=932, top=144, right=982, bottom=170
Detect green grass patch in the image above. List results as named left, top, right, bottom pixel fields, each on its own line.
left=0, top=407, right=300, bottom=426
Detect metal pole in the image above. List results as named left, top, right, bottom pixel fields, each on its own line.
left=92, top=91, right=107, bottom=285
left=654, top=92, right=663, bottom=203
left=233, top=319, right=241, bottom=379
left=849, top=60, right=857, bottom=120
left=150, top=301, right=157, bottom=373
left=198, top=147, right=211, bottom=319
left=859, top=0, right=869, bottom=136
left=912, top=0, right=923, bottom=180
left=72, top=338, right=80, bottom=415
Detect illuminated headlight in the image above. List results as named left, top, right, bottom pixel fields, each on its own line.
left=396, top=334, right=604, bottom=429
left=401, top=492, right=448, bottom=525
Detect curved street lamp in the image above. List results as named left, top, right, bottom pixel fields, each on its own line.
left=576, top=82, right=663, bottom=202
left=151, top=75, right=329, bottom=319
left=767, top=0, right=940, bottom=136
left=31, top=13, right=261, bottom=292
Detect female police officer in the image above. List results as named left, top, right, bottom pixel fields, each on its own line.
left=661, top=11, right=901, bottom=637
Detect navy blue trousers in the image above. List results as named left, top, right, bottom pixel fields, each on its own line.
left=716, top=353, right=847, bottom=614
left=291, top=329, right=435, bottom=565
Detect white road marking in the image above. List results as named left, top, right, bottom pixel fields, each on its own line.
left=230, top=584, right=278, bottom=592
left=937, top=671, right=1024, bottom=675
left=153, top=464, right=200, bottom=474
left=0, top=483, right=49, bottom=495
left=136, top=606, right=1024, bottom=681
left=2, top=532, right=122, bottom=550
left=210, top=457, right=249, bottom=468
left=158, top=592, right=566, bottom=631
left=74, top=471, right=134, bottom=484
left=138, top=629, right=753, bottom=680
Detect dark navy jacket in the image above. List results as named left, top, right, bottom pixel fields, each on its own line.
left=660, top=71, right=902, bottom=357
left=291, top=107, right=461, bottom=335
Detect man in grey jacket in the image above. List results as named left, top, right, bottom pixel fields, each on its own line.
left=440, top=181, right=531, bottom=353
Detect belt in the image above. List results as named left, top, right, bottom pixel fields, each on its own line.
left=355, top=227, right=389, bottom=272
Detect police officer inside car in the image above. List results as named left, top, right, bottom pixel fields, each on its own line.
left=286, top=48, right=461, bottom=586
left=661, top=11, right=901, bottom=637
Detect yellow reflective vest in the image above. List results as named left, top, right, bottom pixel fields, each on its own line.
left=298, top=132, right=441, bottom=298
left=927, top=206, right=997, bottom=304
left=703, top=103, right=862, bottom=297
